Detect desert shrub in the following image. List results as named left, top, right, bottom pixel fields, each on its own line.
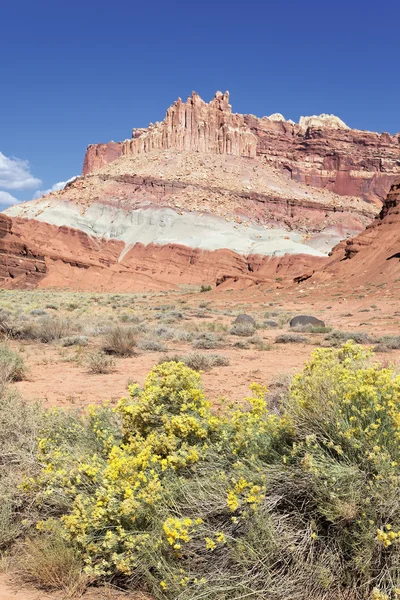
left=138, top=338, right=168, bottom=352
left=59, top=335, right=88, bottom=347
left=292, top=323, right=331, bottom=333
left=164, top=352, right=230, bottom=370
left=232, top=339, right=249, bottom=349
left=45, top=303, right=58, bottom=310
left=248, top=336, right=272, bottom=351
left=30, top=308, right=48, bottom=316
left=230, top=322, right=255, bottom=337
left=154, top=326, right=175, bottom=340
left=66, top=302, right=79, bottom=311
left=192, top=332, right=222, bottom=350
left=86, top=351, right=116, bottom=374
left=373, top=343, right=392, bottom=353
left=262, top=319, right=279, bottom=329
left=10, top=344, right=400, bottom=599
left=119, top=313, right=142, bottom=324
left=324, top=330, right=374, bottom=346
left=0, top=343, right=26, bottom=382
left=200, top=284, right=212, bottom=292
left=36, top=317, right=74, bottom=342
left=275, top=333, right=309, bottom=344
left=12, top=317, right=74, bottom=343
left=102, top=326, right=137, bottom=356
left=376, top=335, right=400, bottom=349
left=173, top=329, right=195, bottom=342
left=0, top=389, right=41, bottom=549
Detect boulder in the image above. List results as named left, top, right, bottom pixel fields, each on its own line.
left=234, top=314, right=256, bottom=327
left=290, top=315, right=325, bottom=328
left=264, top=320, right=279, bottom=328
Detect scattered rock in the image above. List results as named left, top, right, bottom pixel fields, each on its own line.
left=290, top=315, right=325, bottom=328
left=264, top=320, right=279, bottom=328
left=234, top=314, right=256, bottom=327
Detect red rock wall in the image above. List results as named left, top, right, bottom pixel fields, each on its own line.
left=0, top=216, right=325, bottom=291
left=245, top=115, right=400, bottom=204
left=0, top=214, right=47, bottom=288
left=82, top=92, right=400, bottom=205
left=309, top=179, right=400, bottom=286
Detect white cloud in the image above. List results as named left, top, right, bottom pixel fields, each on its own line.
left=32, top=176, right=78, bottom=200
left=0, top=191, right=19, bottom=207
left=0, top=152, right=42, bottom=190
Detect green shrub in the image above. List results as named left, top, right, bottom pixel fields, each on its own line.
left=200, top=285, right=212, bottom=293
left=192, top=333, right=222, bottom=350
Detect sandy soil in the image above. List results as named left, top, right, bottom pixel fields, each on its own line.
left=8, top=283, right=400, bottom=409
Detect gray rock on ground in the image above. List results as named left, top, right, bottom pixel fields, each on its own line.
left=234, top=314, right=256, bottom=326
left=290, top=315, right=325, bottom=328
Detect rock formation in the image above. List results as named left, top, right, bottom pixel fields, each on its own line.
left=309, top=178, right=400, bottom=286
left=0, top=214, right=46, bottom=287
left=3, top=90, right=399, bottom=292
left=0, top=214, right=326, bottom=291
left=83, top=91, right=400, bottom=205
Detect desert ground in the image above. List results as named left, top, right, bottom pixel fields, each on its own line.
left=1, top=281, right=400, bottom=408
left=1, top=279, right=400, bottom=600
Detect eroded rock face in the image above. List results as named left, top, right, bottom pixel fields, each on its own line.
left=0, top=215, right=326, bottom=291
left=310, top=179, right=400, bottom=286
left=83, top=91, right=400, bottom=205
left=83, top=91, right=258, bottom=175
left=244, top=115, right=400, bottom=205
left=0, top=214, right=46, bottom=287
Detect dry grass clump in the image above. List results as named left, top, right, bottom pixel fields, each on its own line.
left=102, top=326, right=137, bottom=356
left=17, top=530, right=87, bottom=595
left=138, top=338, right=168, bottom=352
left=0, top=343, right=26, bottom=382
left=86, top=351, right=116, bottom=374
left=0, top=389, right=41, bottom=549
left=292, top=323, right=331, bottom=333
left=275, top=333, right=309, bottom=344
left=230, top=322, right=256, bottom=337
left=59, top=335, right=88, bottom=347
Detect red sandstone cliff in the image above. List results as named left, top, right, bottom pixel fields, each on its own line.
left=309, top=179, right=400, bottom=286
left=83, top=91, right=400, bottom=205
left=0, top=214, right=325, bottom=292
left=0, top=214, right=46, bottom=287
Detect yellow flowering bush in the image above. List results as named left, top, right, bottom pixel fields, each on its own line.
left=18, top=346, right=400, bottom=599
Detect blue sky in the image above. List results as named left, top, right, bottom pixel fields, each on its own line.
left=1, top=0, right=399, bottom=207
